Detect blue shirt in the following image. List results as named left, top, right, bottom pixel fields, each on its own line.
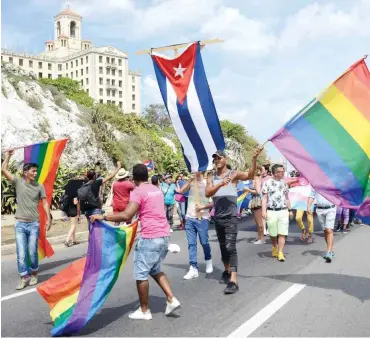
left=161, top=182, right=177, bottom=205
left=309, top=189, right=334, bottom=207
left=177, top=179, right=189, bottom=197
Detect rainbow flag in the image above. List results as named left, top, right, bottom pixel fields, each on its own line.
left=24, top=139, right=68, bottom=259
left=270, top=58, right=370, bottom=223
left=37, top=220, right=138, bottom=336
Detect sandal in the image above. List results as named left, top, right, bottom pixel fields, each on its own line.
left=72, top=241, right=80, bottom=245
left=64, top=241, right=72, bottom=247
left=307, top=235, right=313, bottom=243
left=300, top=231, right=306, bottom=241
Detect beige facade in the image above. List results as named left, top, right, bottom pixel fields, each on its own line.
left=1, top=7, right=141, bottom=114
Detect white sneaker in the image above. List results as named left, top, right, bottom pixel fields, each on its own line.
left=128, top=308, right=152, bottom=320
left=170, top=229, right=174, bottom=233
left=254, top=240, right=266, bottom=244
left=165, top=297, right=181, bottom=316
left=205, top=259, right=213, bottom=274
left=183, top=266, right=198, bottom=279
left=264, top=229, right=269, bottom=236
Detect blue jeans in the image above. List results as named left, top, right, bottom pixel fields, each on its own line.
left=134, top=237, right=169, bottom=280
left=176, top=201, right=186, bottom=222
left=15, top=221, right=40, bottom=276
left=185, top=218, right=212, bottom=268
left=84, top=208, right=102, bottom=232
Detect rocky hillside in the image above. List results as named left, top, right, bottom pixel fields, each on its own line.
left=1, top=62, right=254, bottom=173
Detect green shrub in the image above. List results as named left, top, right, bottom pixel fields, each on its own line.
left=26, top=96, right=43, bottom=110
left=54, top=94, right=71, bottom=112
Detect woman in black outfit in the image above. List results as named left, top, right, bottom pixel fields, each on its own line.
left=64, top=176, right=84, bottom=247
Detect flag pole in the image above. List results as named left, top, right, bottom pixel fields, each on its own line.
left=193, top=173, right=202, bottom=220
left=136, top=38, right=224, bottom=56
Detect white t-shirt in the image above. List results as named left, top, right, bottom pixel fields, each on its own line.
left=262, top=178, right=289, bottom=209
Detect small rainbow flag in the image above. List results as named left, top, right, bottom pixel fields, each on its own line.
left=24, top=139, right=68, bottom=259
left=270, top=57, right=370, bottom=223
left=37, top=220, right=138, bottom=336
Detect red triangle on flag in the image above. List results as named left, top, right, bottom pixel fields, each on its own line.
left=152, top=43, right=197, bottom=105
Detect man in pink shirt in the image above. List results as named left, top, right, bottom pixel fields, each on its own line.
left=90, top=164, right=180, bottom=320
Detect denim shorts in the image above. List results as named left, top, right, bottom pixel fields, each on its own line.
left=134, top=236, right=169, bottom=280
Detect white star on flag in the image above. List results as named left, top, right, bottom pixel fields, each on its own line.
left=174, top=63, right=187, bottom=78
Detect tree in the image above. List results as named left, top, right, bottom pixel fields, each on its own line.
left=142, top=104, right=171, bottom=129
left=220, top=120, right=248, bottom=145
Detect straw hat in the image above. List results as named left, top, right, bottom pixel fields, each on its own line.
left=115, top=168, right=130, bottom=180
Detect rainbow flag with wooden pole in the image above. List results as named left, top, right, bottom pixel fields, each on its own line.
left=37, top=220, right=138, bottom=336
left=24, top=139, right=68, bottom=259
left=270, top=57, right=370, bottom=223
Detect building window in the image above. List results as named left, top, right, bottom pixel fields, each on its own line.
left=71, top=61, right=73, bottom=68
left=58, top=74, right=62, bottom=78
left=76, top=70, right=78, bottom=77
left=86, top=56, right=88, bottom=62
left=132, top=103, right=136, bottom=110
left=112, top=101, right=116, bottom=105
left=112, top=69, right=116, bottom=76
left=119, top=80, right=122, bottom=87
left=86, top=78, right=89, bottom=85
left=99, top=67, right=103, bottom=74
left=107, top=89, right=111, bottom=97
left=119, top=70, right=122, bottom=77
left=132, top=94, right=135, bottom=101
left=48, top=74, right=52, bottom=79
left=48, top=63, right=52, bottom=70
left=66, top=73, right=68, bottom=77
left=86, top=89, right=89, bottom=95
left=99, top=88, right=103, bottom=95
left=66, top=63, right=68, bottom=70
left=119, top=91, right=122, bottom=98
left=99, top=56, right=103, bottom=63
left=81, top=80, right=83, bottom=86
left=38, top=72, right=43, bottom=78
left=19, top=59, right=23, bottom=66
left=107, top=68, right=111, bottom=75
left=107, top=100, right=111, bottom=104
left=106, top=79, right=110, bottom=85
left=58, top=64, right=62, bottom=71
left=112, top=91, right=116, bottom=97
left=132, top=85, right=135, bottom=91
left=29, top=60, right=33, bottom=67
left=112, top=58, right=115, bottom=64
left=70, top=21, right=76, bottom=37
left=99, top=77, right=103, bottom=85
left=118, top=59, right=122, bottom=66
left=119, top=101, right=122, bottom=108
left=81, top=58, right=83, bottom=65
left=112, top=80, right=115, bottom=86
left=100, top=99, right=103, bottom=103
left=76, top=60, right=78, bottom=67
left=38, top=62, right=42, bottom=69
left=81, top=69, right=84, bottom=76
left=71, top=72, right=73, bottom=78
left=132, top=76, right=135, bottom=82
left=86, top=67, right=88, bottom=74
left=9, top=57, right=13, bottom=64
left=106, top=57, right=110, bottom=63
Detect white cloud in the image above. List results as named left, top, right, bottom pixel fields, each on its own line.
left=141, top=75, right=162, bottom=106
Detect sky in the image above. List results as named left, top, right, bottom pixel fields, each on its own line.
left=2, top=0, right=370, bottom=162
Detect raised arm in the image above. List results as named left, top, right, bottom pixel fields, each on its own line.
left=102, top=161, right=122, bottom=184
left=1, top=150, right=15, bottom=183
left=234, top=147, right=264, bottom=182
left=205, top=174, right=230, bottom=198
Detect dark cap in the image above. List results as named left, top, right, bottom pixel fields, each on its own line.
left=212, top=150, right=227, bottom=158
left=164, top=174, right=173, bottom=179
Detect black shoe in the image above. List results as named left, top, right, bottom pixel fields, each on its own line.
left=224, top=281, right=239, bottom=294
left=219, top=271, right=231, bottom=284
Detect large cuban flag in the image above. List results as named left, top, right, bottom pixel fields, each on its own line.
left=151, top=42, right=225, bottom=172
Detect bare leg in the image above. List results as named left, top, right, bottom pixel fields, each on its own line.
left=224, top=263, right=231, bottom=274
left=254, top=209, right=264, bottom=241
left=151, top=272, right=174, bottom=302
left=325, top=229, right=334, bottom=252
left=271, top=236, right=277, bottom=248
left=136, top=280, right=150, bottom=312
left=278, top=235, right=286, bottom=252
left=230, top=271, right=238, bottom=284
left=65, top=217, right=77, bottom=243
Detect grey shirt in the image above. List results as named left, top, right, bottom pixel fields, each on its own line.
left=12, top=176, right=46, bottom=221
left=213, top=170, right=238, bottom=218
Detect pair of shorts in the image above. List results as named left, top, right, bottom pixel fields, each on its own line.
left=266, top=210, right=289, bottom=236
left=134, top=236, right=169, bottom=280
left=316, top=207, right=337, bottom=230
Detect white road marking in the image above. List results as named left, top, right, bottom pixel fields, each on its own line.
left=227, top=283, right=306, bottom=338
left=1, top=287, right=37, bottom=301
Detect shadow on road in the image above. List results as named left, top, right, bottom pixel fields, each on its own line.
left=301, top=250, right=324, bottom=257
left=263, top=273, right=370, bottom=301
left=38, top=256, right=83, bottom=273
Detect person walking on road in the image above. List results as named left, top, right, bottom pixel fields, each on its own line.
left=90, top=164, right=180, bottom=320
left=161, top=174, right=177, bottom=231
left=175, top=174, right=187, bottom=229
left=1, top=150, right=51, bottom=290
left=205, top=148, right=262, bottom=294
left=307, top=190, right=337, bottom=262
left=178, top=172, right=213, bottom=280
left=262, top=164, right=293, bottom=262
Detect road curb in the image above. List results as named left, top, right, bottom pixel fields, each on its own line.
left=1, top=231, right=90, bottom=256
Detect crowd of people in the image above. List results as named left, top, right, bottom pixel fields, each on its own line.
left=1, top=147, right=365, bottom=320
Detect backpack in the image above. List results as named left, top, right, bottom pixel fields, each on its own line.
left=59, top=193, right=69, bottom=212
left=78, top=183, right=100, bottom=211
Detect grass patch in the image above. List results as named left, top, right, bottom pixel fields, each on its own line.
left=26, top=97, right=43, bottom=110
left=54, top=94, right=71, bottom=112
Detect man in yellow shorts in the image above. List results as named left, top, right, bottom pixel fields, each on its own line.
left=262, top=164, right=293, bottom=262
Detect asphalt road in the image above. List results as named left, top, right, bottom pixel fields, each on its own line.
left=2, top=216, right=370, bottom=337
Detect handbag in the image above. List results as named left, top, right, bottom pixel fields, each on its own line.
left=250, top=195, right=262, bottom=210
left=175, top=194, right=185, bottom=202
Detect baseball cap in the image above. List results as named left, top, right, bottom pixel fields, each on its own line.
left=212, top=150, right=227, bottom=158
left=164, top=174, right=173, bottom=179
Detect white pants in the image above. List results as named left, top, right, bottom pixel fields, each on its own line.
left=316, top=207, right=337, bottom=230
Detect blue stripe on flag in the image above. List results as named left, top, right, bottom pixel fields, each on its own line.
left=152, top=59, right=168, bottom=111
left=176, top=97, right=209, bottom=171
left=181, top=144, right=191, bottom=171
left=193, top=43, right=225, bottom=151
